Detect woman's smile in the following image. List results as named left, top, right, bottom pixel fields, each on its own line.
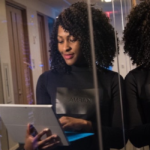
left=63, top=54, right=74, bottom=60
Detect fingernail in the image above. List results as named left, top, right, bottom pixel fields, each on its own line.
left=44, top=128, right=49, bottom=131
left=53, top=134, right=57, bottom=138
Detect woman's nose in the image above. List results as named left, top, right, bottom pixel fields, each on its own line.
left=63, top=41, right=71, bottom=52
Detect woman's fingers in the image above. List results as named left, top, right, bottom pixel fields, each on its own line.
left=62, top=123, right=72, bottom=130
left=46, top=128, right=52, bottom=137
left=26, top=124, right=31, bottom=137
left=24, top=125, right=60, bottom=150
left=41, top=140, right=61, bottom=150
left=31, top=135, right=61, bottom=150
left=59, top=116, right=68, bottom=126
left=26, top=124, right=38, bottom=138
left=38, top=134, right=60, bottom=146
left=40, top=135, right=61, bottom=149
left=34, top=128, right=51, bottom=141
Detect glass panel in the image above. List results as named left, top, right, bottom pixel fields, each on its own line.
left=0, top=0, right=126, bottom=150
left=87, top=0, right=126, bottom=150
left=122, top=0, right=150, bottom=150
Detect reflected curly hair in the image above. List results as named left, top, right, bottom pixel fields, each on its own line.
left=123, top=1, right=150, bottom=68
left=50, top=2, right=118, bottom=73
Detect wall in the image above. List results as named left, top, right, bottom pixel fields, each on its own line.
left=0, top=0, right=58, bottom=105
left=0, top=0, right=58, bottom=149
left=0, top=0, right=15, bottom=104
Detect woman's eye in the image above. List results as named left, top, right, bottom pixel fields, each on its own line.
left=58, top=41, right=63, bottom=44
left=70, top=39, right=76, bottom=42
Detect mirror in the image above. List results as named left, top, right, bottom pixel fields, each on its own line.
left=0, top=0, right=129, bottom=149
left=121, top=0, right=150, bottom=150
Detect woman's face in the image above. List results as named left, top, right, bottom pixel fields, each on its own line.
left=57, top=25, right=82, bottom=66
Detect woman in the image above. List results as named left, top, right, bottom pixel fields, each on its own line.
left=124, top=1, right=150, bottom=148
left=24, top=2, right=126, bottom=150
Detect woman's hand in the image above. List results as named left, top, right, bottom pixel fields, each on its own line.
left=59, top=116, right=92, bottom=132
left=24, top=124, right=61, bottom=150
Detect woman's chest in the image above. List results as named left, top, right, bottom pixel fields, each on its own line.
left=46, top=74, right=111, bottom=121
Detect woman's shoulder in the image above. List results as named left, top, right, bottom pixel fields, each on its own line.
left=99, top=68, right=123, bottom=86
left=38, top=70, right=59, bottom=82
left=125, top=66, right=148, bottom=81
left=100, top=67, right=123, bottom=79
left=39, top=70, right=53, bottom=77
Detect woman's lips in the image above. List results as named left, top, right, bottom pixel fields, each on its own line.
left=63, top=54, right=74, bottom=59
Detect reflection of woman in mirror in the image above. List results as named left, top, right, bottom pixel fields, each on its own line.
left=124, top=1, right=150, bottom=148
left=24, top=2, right=126, bottom=150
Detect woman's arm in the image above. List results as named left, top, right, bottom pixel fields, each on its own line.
left=125, top=72, right=150, bottom=147
left=36, top=73, right=51, bottom=104
left=101, top=73, right=128, bottom=149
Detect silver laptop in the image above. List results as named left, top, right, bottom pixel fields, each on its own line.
left=0, top=104, right=69, bottom=145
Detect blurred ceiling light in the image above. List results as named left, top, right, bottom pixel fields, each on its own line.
left=105, top=0, right=112, bottom=2
left=101, top=0, right=112, bottom=2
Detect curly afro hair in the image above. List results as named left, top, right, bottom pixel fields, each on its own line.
left=123, top=1, right=150, bottom=68
left=50, top=2, right=118, bottom=73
